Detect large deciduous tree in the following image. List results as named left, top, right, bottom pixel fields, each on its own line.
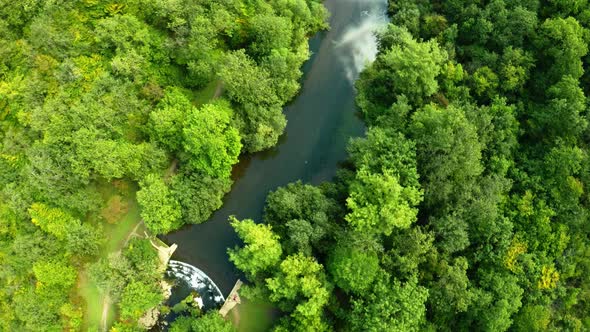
left=137, top=174, right=182, bottom=234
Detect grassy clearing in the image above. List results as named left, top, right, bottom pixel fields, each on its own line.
left=78, top=179, right=145, bottom=331
left=78, top=270, right=116, bottom=331
left=193, top=79, right=221, bottom=107
left=230, top=296, right=278, bottom=332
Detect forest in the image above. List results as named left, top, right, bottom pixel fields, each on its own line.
left=0, top=0, right=326, bottom=330
left=1, top=0, right=590, bottom=331
left=228, top=0, right=590, bottom=331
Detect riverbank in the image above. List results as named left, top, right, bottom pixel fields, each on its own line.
left=75, top=54, right=228, bottom=330
left=163, top=0, right=387, bottom=296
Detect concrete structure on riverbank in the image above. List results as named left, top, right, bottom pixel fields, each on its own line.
left=147, top=232, right=178, bottom=271
left=219, top=280, right=243, bottom=317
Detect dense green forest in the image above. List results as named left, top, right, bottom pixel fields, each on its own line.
left=3, top=0, right=590, bottom=331
left=0, top=0, right=326, bottom=330
left=228, top=0, right=590, bottom=331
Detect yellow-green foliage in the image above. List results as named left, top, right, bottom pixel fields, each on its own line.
left=505, top=237, right=527, bottom=273
left=29, top=203, right=80, bottom=239
left=538, top=265, right=560, bottom=290
left=105, top=3, right=126, bottom=16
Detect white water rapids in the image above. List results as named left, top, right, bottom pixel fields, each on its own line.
left=166, top=260, right=225, bottom=309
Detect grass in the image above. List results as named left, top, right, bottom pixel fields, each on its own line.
left=193, top=79, right=221, bottom=107
left=78, top=271, right=116, bottom=331
left=230, top=296, right=278, bottom=332
left=78, top=179, right=145, bottom=331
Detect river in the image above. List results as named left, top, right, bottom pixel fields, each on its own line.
left=163, top=0, right=389, bottom=295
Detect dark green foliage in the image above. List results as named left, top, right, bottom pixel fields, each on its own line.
left=171, top=172, right=232, bottom=225
left=229, top=1, right=590, bottom=331
left=0, top=1, right=328, bottom=329
left=263, top=181, right=338, bottom=254
left=410, top=104, right=483, bottom=211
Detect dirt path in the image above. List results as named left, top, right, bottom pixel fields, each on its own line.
left=230, top=307, right=241, bottom=327
left=123, top=221, right=143, bottom=247
left=99, top=221, right=145, bottom=332
left=164, top=159, right=179, bottom=181
left=213, top=82, right=224, bottom=99
left=101, top=295, right=111, bottom=332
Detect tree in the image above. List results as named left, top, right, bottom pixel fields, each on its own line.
left=182, top=100, right=242, bottom=178
left=265, top=253, right=331, bottom=331
left=218, top=50, right=279, bottom=107
left=228, top=217, right=283, bottom=279
left=327, top=238, right=380, bottom=294
left=356, top=24, right=447, bottom=113
left=137, top=174, right=182, bottom=234
left=233, top=103, right=287, bottom=153
left=348, top=273, right=428, bottom=332
left=148, top=88, right=192, bottom=151
left=499, top=47, right=534, bottom=93
left=467, top=271, right=523, bottom=332
left=345, top=168, right=422, bottom=235
left=65, top=223, right=102, bottom=258
left=171, top=172, right=232, bottom=225
left=428, top=257, right=474, bottom=327
left=512, top=305, right=551, bottom=332
left=29, top=203, right=80, bottom=239
left=536, top=17, right=588, bottom=83
left=262, top=48, right=307, bottom=103
left=248, top=14, right=293, bottom=58
left=430, top=213, right=470, bottom=254
left=465, top=98, right=518, bottom=176
left=471, top=66, right=499, bottom=100
left=410, top=104, right=483, bottom=211
left=386, top=226, right=435, bottom=279
left=531, top=75, right=587, bottom=143
left=118, top=281, right=163, bottom=321
left=124, top=238, right=160, bottom=281
left=263, top=181, right=337, bottom=253
left=348, top=128, right=420, bottom=188
left=32, top=261, right=77, bottom=293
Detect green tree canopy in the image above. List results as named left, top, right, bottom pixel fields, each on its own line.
left=228, top=217, right=283, bottom=279
left=345, top=168, right=422, bottom=235
left=137, top=174, right=182, bottom=234
left=182, top=100, right=242, bottom=178
left=356, top=24, right=447, bottom=115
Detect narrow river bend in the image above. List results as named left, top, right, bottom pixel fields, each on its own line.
left=163, top=0, right=389, bottom=295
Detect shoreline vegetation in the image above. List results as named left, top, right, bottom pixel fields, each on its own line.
left=226, top=0, right=590, bottom=331
left=0, top=0, right=328, bottom=330
left=2, top=0, right=590, bottom=331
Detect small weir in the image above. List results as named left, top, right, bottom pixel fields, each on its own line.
left=166, top=260, right=225, bottom=310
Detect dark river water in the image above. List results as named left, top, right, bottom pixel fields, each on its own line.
left=163, top=0, right=389, bottom=295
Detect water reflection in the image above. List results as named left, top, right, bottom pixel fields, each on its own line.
left=336, top=0, right=389, bottom=83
